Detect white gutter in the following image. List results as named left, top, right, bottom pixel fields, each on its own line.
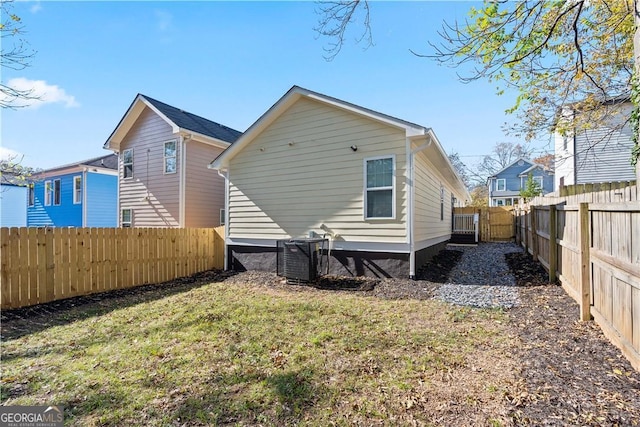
left=407, top=135, right=433, bottom=279
left=217, top=168, right=230, bottom=270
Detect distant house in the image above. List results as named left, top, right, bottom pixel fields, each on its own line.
left=487, top=158, right=554, bottom=206
left=27, top=154, right=118, bottom=227
left=104, top=94, right=242, bottom=228
left=1, top=183, right=28, bottom=227
left=554, top=97, right=636, bottom=189
left=210, top=86, right=469, bottom=279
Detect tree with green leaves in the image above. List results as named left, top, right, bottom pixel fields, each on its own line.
left=315, top=1, right=640, bottom=170
left=519, top=172, right=543, bottom=201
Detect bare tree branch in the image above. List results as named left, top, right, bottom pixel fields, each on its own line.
left=314, top=0, right=372, bottom=61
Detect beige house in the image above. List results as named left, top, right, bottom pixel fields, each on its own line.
left=104, top=94, right=241, bottom=227
left=210, top=86, right=469, bottom=278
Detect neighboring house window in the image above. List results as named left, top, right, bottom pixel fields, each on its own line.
left=533, top=176, right=544, bottom=189
left=364, top=156, right=394, bottom=219
left=164, top=140, right=177, bottom=174
left=44, top=180, right=52, bottom=206
left=121, top=209, right=132, bottom=227
left=28, top=184, right=34, bottom=207
left=220, top=208, right=225, bottom=226
left=496, top=179, right=506, bottom=191
left=123, top=149, right=133, bottom=179
left=559, top=176, right=565, bottom=188
left=496, top=199, right=505, bottom=206
left=53, top=179, right=61, bottom=205
left=73, top=176, right=82, bottom=204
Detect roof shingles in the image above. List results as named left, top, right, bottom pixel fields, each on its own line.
left=141, top=95, right=242, bottom=143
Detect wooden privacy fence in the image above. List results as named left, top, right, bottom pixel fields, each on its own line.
left=453, top=206, right=515, bottom=242
left=515, top=202, right=640, bottom=370
left=0, top=226, right=225, bottom=310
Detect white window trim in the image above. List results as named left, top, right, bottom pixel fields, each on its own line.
left=363, top=154, right=396, bottom=220
left=496, top=178, right=506, bottom=191
left=44, top=180, right=52, bottom=206
left=121, top=208, right=132, bottom=227
left=163, top=140, right=177, bottom=174
left=122, top=148, right=134, bottom=179
left=533, top=176, right=544, bottom=188
left=53, top=179, right=61, bottom=206
left=73, top=175, right=82, bottom=204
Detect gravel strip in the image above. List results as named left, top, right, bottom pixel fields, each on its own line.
left=436, top=242, right=524, bottom=309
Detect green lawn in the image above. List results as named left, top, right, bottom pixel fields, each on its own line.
left=1, top=279, right=519, bottom=426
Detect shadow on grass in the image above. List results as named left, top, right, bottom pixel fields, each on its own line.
left=0, top=270, right=237, bottom=341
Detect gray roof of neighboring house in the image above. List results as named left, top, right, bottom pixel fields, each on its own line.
left=141, top=94, right=242, bottom=143
left=42, top=154, right=118, bottom=173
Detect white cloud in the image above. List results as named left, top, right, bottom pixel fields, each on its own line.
left=2, top=77, right=79, bottom=109
left=30, top=1, right=42, bottom=13
left=0, top=146, right=23, bottom=161
left=155, top=10, right=173, bottom=32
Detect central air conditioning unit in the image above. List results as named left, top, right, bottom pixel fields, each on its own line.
left=276, top=238, right=329, bottom=284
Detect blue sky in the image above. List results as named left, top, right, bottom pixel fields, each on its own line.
left=2, top=1, right=553, bottom=171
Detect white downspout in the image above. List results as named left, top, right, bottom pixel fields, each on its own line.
left=408, top=136, right=433, bottom=279
left=82, top=168, right=88, bottom=227
left=179, top=135, right=188, bottom=227
left=217, top=168, right=230, bottom=270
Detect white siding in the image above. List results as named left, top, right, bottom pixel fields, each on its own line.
left=413, top=149, right=464, bottom=246
left=184, top=141, right=226, bottom=227
left=119, top=108, right=180, bottom=227
left=554, top=129, right=575, bottom=188
left=227, top=97, right=407, bottom=242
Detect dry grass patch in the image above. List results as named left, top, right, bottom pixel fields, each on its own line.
left=2, top=280, right=519, bottom=426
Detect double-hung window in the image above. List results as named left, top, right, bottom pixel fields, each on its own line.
left=533, top=176, right=544, bottom=189
left=73, top=176, right=82, bottom=204
left=121, top=209, right=132, bottom=228
left=123, top=149, right=133, bottom=179
left=44, top=180, right=52, bottom=206
left=53, top=179, right=61, bottom=205
left=496, top=179, right=506, bottom=191
left=164, top=140, right=177, bottom=174
left=365, top=156, right=394, bottom=219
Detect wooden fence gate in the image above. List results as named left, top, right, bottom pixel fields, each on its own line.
left=452, top=206, right=515, bottom=242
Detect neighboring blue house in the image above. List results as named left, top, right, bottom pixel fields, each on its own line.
left=1, top=183, right=28, bottom=227
left=487, top=158, right=554, bottom=206
left=28, top=154, right=118, bottom=227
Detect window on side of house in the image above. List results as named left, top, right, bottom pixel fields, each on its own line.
left=496, top=199, right=505, bottom=206
left=53, top=179, right=61, bottom=205
left=364, top=156, right=394, bottom=219
left=496, top=179, right=506, bottom=191
left=440, top=185, right=445, bottom=221
left=220, top=208, right=225, bottom=226
left=533, top=176, right=544, bottom=189
left=73, top=176, right=82, bottom=204
left=164, top=140, right=177, bottom=174
left=28, top=184, right=34, bottom=207
left=44, top=180, right=52, bottom=206
left=123, top=149, right=133, bottom=179
left=121, top=209, right=132, bottom=227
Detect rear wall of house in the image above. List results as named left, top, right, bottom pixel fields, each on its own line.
left=227, top=97, right=408, bottom=243
left=184, top=141, right=226, bottom=227
left=119, top=107, right=180, bottom=227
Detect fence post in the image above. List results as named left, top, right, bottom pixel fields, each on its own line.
left=45, top=228, right=55, bottom=303
left=531, top=206, right=538, bottom=261
left=578, top=202, right=592, bottom=321
left=523, top=207, right=529, bottom=254
left=548, top=205, right=557, bottom=283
